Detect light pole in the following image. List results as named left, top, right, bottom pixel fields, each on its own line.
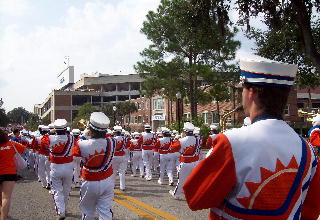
left=113, top=105, right=117, bottom=126
left=176, top=92, right=182, bottom=134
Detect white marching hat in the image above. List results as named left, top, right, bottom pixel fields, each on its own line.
left=71, top=129, right=81, bottom=135
left=48, top=123, right=54, bottom=129
left=193, top=127, right=200, bottom=135
left=113, top=125, right=122, bottom=132
left=42, top=126, right=49, bottom=131
left=183, top=122, right=195, bottom=132
left=312, top=115, right=320, bottom=124
left=161, top=127, right=170, bottom=133
left=144, top=124, right=151, bottom=130
left=54, top=119, right=67, bottom=130
left=132, top=132, right=140, bottom=136
left=210, top=124, right=218, bottom=130
left=243, top=117, right=252, bottom=126
left=89, top=112, right=110, bottom=131
left=239, top=55, right=298, bottom=87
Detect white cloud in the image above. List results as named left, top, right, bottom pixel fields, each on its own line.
left=0, top=0, right=30, bottom=17
left=0, top=0, right=160, bottom=112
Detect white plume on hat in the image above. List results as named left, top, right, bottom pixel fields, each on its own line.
left=89, top=112, right=110, bottom=131
left=193, top=127, right=200, bottom=135
left=54, top=119, right=67, bottom=130
left=183, top=122, right=195, bottom=132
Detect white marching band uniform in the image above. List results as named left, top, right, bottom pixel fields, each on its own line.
left=129, top=132, right=144, bottom=177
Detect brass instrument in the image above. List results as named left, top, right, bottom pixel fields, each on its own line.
left=77, top=119, right=88, bottom=130
left=219, top=105, right=243, bottom=132
left=298, top=109, right=320, bottom=122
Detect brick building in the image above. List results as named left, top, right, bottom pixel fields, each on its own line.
left=34, top=67, right=144, bottom=124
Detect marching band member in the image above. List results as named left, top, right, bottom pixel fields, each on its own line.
left=205, top=125, right=218, bottom=149
left=72, top=112, right=115, bottom=220
left=308, top=115, right=320, bottom=155
left=71, top=129, right=81, bottom=188
left=39, top=126, right=51, bottom=189
left=193, top=127, right=203, bottom=160
left=169, top=122, right=201, bottom=200
left=153, top=131, right=162, bottom=174
left=112, top=125, right=129, bottom=191
left=183, top=56, right=320, bottom=219
left=154, top=128, right=174, bottom=186
left=138, top=124, right=157, bottom=181
left=49, top=119, right=75, bottom=219
left=129, top=132, right=144, bottom=177
left=35, top=125, right=43, bottom=182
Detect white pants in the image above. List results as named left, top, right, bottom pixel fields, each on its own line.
left=45, top=156, right=51, bottom=185
left=173, top=161, right=199, bottom=199
left=35, top=152, right=40, bottom=176
left=142, top=150, right=153, bottom=179
left=131, top=151, right=144, bottom=176
left=153, top=152, right=160, bottom=171
left=80, top=177, right=114, bottom=220
left=112, top=156, right=127, bottom=190
left=28, top=151, right=35, bottom=171
left=159, top=154, right=173, bottom=184
left=39, top=155, right=49, bottom=186
left=50, top=162, right=74, bottom=215
left=73, top=157, right=82, bottom=184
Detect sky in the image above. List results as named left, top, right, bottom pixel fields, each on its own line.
left=0, top=0, right=257, bottom=113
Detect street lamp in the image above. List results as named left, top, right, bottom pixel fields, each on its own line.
left=113, top=105, right=117, bottom=126
left=176, top=92, right=182, bottom=134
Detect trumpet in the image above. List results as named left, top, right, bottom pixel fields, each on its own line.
left=77, top=119, right=88, bottom=130
left=298, top=109, right=319, bottom=122
left=219, top=105, right=243, bottom=132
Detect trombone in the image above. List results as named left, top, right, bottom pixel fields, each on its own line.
left=219, top=105, right=243, bottom=132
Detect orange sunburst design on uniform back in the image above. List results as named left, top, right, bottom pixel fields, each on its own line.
left=237, top=156, right=299, bottom=210
left=52, top=142, right=66, bottom=153
left=86, top=149, right=106, bottom=167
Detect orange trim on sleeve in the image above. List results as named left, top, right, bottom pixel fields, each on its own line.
left=310, top=130, right=320, bottom=147
left=183, top=133, right=237, bottom=211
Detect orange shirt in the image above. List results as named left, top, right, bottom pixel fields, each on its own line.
left=0, top=141, right=26, bottom=175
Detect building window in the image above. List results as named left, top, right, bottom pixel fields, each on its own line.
left=211, top=111, right=219, bottom=123
left=138, top=116, right=142, bottom=123
left=153, top=98, right=164, bottom=110
left=183, top=112, right=191, bottom=119
left=202, top=112, right=208, bottom=124
left=284, top=104, right=290, bottom=116
left=140, top=102, right=145, bottom=109
left=297, top=103, right=304, bottom=109
left=312, top=103, right=320, bottom=108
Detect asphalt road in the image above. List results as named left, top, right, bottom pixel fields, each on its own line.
left=8, top=167, right=208, bottom=220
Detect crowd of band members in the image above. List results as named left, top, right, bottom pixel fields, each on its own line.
left=1, top=116, right=220, bottom=219
left=1, top=111, right=319, bottom=219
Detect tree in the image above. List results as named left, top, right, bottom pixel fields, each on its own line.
left=72, top=103, right=95, bottom=129
left=0, top=108, right=9, bottom=127
left=102, top=102, right=138, bottom=127
left=7, top=107, right=31, bottom=124
left=26, top=113, right=41, bottom=131
left=136, top=0, right=240, bottom=119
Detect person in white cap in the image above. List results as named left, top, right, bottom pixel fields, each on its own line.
left=308, top=115, right=320, bottom=154
left=73, top=112, right=115, bottom=220
left=49, top=119, right=75, bottom=219
left=129, top=132, right=144, bottom=177
left=154, top=128, right=174, bottom=185
left=39, top=126, right=51, bottom=189
left=138, top=124, right=158, bottom=181
left=205, top=125, right=219, bottom=149
left=184, top=56, right=320, bottom=219
left=169, top=122, right=201, bottom=200
left=71, top=129, right=81, bottom=188
left=112, top=125, right=129, bottom=191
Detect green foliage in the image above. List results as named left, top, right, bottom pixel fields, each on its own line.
left=7, top=107, right=31, bottom=124
left=41, top=115, right=51, bottom=125
left=26, top=113, right=41, bottom=131
left=0, top=108, right=9, bottom=127
left=136, top=0, right=240, bottom=118
left=72, top=103, right=95, bottom=129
